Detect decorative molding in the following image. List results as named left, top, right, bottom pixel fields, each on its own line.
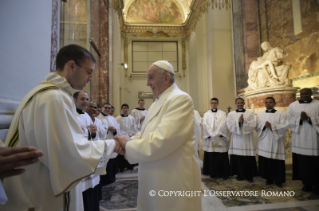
left=138, top=91, right=154, bottom=99
left=50, top=0, right=59, bottom=72
left=292, top=72, right=319, bottom=81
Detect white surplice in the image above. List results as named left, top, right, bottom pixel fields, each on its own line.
left=226, top=110, right=257, bottom=156
left=286, top=100, right=319, bottom=156
left=203, top=109, right=229, bottom=152
left=256, top=110, right=288, bottom=160
left=125, top=83, right=201, bottom=211
left=76, top=112, right=92, bottom=140
left=97, top=113, right=119, bottom=158
left=131, top=108, right=148, bottom=131
left=0, top=72, right=116, bottom=211
left=116, top=115, right=137, bottom=137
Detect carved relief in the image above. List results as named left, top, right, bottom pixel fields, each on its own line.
left=247, top=42, right=291, bottom=90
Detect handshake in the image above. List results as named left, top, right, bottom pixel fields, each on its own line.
left=113, top=134, right=131, bottom=155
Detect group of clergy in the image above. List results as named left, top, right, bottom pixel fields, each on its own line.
left=73, top=91, right=148, bottom=210
left=200, top=88, right=319, bottom=195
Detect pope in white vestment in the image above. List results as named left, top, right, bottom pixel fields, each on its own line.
left=0, top=72, right=117, bottom=211
left=115, top=61, right=201, bottom=211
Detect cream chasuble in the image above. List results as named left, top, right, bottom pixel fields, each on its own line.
left=1, top=72, right=116, bottom=211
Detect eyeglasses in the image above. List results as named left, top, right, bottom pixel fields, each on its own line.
left=75, top=62, right=93, bottom=76
left=104, top=107, right=111, bottom=109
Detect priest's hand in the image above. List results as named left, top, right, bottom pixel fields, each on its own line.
left=114, top=134, right=131, bottom=149
left=300, top=111, right=308, bottom=121
left=0, top=146, right=44, bottom=179
left=88, top=124, right=97, bottom=133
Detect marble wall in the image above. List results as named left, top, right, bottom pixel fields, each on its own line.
left=259, top=0, right=319, bottom=85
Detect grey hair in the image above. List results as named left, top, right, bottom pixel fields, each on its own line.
left=157, top=67, right=175, bottom=83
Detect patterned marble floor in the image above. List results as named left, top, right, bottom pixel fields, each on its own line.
left=99, top=168, right=319, bottom=211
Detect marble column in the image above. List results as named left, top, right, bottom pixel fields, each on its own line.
left=90, top=0, right=109, bottom=105
left=231, top=0, right=246, bottom=94
left=232, top=0, right=261, bottom=96
left=50, top=0, right=59, bottom=72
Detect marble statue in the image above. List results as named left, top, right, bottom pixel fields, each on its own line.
left=247, top=42, right=291, bottom=90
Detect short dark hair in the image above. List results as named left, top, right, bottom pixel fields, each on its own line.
left=235, top=97, right=245, bottom=103
left=138, top=99, right=145, bottom=103
left=103, top=103, right=111, bottom=106
left=111, top=106, right=115, bottom=109
left=211, top=97, right=219, bottom=102
left=73, top=91, right=87, bottom=99
left=265, top=97, right=276, bottom=103
left=121, top=104, right=129, bottom=109
left=56, top=44, right=96, bottom=71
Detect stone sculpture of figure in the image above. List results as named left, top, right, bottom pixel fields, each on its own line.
left=247, top=41, right=291, bottom=90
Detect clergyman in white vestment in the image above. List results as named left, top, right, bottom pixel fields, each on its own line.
left=202, top=98, right=230, bottom=179
left=256, top=97, right=288, bottom=188
left=286, top=88, right=319, bottom=194
left=116, top=104, right=137, bottom=171
left=97, top=103, right=120, bottom=185
left=115, top=61, right=201, bottom=211
left=226, top=97, right=258, bottom=182
left=0, top=45, right=123, bottom=211
left=131, top=99, right=148, bottom=131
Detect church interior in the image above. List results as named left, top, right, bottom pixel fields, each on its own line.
left=1, top=0, right=319, bottom=210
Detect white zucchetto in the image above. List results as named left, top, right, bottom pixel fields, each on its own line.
left=152, top=60, right=175, bottom=75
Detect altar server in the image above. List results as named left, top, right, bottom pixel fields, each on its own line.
left=131, top=99, right=148, bottom=131
left=256, top=97, right=288, bottom=187
left=116, top=104, right=137, bottom=171
left=287, top=88, right=319, bottom=194
left=97, top=103, right=120, bottom=185
left=226, top=97, right=257, bottom=182
left=202, top=98, right=230, bottom=179
left=74, top=91, right=97, bottom=140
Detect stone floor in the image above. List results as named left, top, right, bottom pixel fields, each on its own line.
left=99, top=163, right=319, bottom=211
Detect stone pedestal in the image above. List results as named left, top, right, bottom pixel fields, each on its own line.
left=245, top=86, right=299, bottom=114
